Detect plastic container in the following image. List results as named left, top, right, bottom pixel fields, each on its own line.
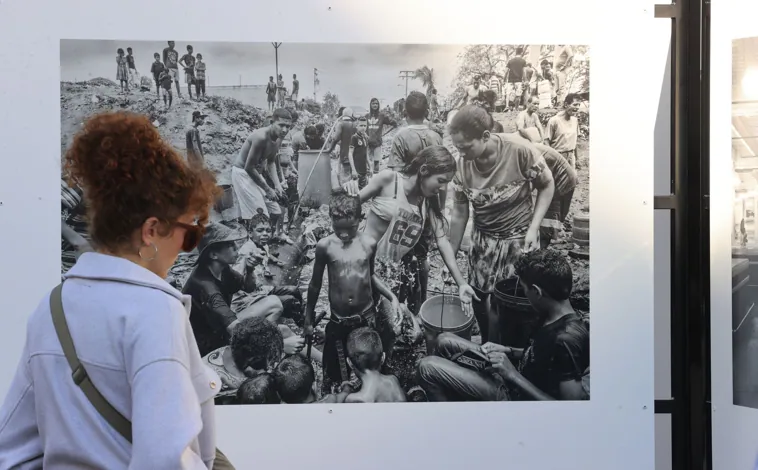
left=493, top=277, right=540, bottom=348
left=419, top=294, right=475, bottom=355
left=297, top=149, right=332, bottom=208
left=572, top=212, right=590, bottom=246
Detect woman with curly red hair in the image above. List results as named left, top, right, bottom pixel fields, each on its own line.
left=0, top=111, right=235, bottom=469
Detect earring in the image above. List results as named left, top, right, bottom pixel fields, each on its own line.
left=138, top=243, right=158, bottom=261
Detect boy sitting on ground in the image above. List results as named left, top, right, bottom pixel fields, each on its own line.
left=416, top=249, right=590, bottom=401
left=343, top=327, right=406, bottom=403
left=305, top=192, right=400, bottom=395
left=237, top=374, right=280, bottom=404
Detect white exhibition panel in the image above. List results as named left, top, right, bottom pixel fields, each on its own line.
left=712, top=1, right=758, bottom=469
left=653, top=43, right=673, bottom=470
left=0, top=1, right=661, bottom=469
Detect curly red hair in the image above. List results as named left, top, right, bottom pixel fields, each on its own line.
left=64, top=111, right=220, bottom=252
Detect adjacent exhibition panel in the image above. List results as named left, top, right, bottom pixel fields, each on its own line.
left=0, top=1, right=659, bottom=468
left=712, top=0, right=758, bottom=468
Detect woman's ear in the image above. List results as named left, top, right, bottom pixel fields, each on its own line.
left=481, top=130, right=491, bottom=142
left=140, top=217, right=162, bottom=246
left=419, top=164, right=430, bottom=176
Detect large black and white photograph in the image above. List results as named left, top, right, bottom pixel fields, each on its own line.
left=731, top=36, right=758, bottom=409
left=60, top=40, right=590, bottom=405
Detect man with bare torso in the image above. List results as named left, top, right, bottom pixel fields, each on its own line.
left=231, top=108, right=292, bottom=239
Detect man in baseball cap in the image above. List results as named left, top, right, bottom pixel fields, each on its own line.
left=186, top=110, right=208, bottom=168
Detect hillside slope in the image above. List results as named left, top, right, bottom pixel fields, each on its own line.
left=60, top=78, right=267, bottom=178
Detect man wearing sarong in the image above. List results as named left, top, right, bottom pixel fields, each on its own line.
left=232, top=108, right=292, bottom=235
left=448, top=106, right=555, bottom=346
left=547, top=93, right=581, bottom=169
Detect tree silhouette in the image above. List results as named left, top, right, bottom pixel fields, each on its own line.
left=321, top=91, right=341, bottom=117
left=413, top=65, right=436, bottom=98
left=453, top=44, right=529, bottom=86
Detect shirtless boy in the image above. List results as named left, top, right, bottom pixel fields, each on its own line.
left=305, top=192, right=399, bottom=393
left=232, top=108, right=291, bottom=240
left=343, top=327, right=406, bottom=403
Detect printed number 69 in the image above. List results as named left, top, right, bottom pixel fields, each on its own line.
left=389, top=220, right=421, bottom=248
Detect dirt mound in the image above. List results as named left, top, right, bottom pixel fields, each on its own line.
left=60, top=79, right=269, bottom=176
left=86, top=77, right=117, bottom=87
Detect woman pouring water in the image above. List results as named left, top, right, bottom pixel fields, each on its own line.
left=341, top=145, right=478, bottom=322
left=447, top=105, right=555, bottom=346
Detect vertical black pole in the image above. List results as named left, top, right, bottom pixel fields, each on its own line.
left=699, top=2, right=712, bottom=469
left=670, top=0, right=711, bottom=468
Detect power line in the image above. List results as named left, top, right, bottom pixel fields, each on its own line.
left=399, top=70, right=414, bottom=98
left=272, top=42, right=282, bottom=80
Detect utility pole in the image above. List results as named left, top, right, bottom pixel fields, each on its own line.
left=399, top=70, right=414, bottom=98
left=272, top=42, right=282, bottom=80
left=313, top=68, right=319, bottom=101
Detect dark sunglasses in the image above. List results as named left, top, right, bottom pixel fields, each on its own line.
left=174, top=222, right=206, bottom=252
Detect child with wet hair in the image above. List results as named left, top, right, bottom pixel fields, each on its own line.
left=236, top=373, right=280, bottom=404
left=306, top=191, right=399, bottom=394
left=343, top=327, right=406, bottom=403
left=273, top=355, right=317, bottom=403
left=274, top=355, right=354, bottom=404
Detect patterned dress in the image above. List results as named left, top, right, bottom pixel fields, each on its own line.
left=451, top=134, right=549, bottom=293
left=116, top=55, right=128, bottom=82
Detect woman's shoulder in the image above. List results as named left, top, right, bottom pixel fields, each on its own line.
left=374, top=169, right=396, bottom=185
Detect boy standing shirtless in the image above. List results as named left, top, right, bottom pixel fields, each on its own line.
left=343, top=327, right=406, bottom=403
left=305, top=192, right=399, bottom=394
left=179, top=44, right=196, bottom=100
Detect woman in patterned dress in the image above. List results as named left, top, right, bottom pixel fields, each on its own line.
left=447, top=105, right=555, bottom=345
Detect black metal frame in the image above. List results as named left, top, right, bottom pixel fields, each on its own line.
left=654, top=0, right=711, bottom=469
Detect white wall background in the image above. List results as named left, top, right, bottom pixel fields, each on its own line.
left=0, top=1, right=663, bottom=469
left=712, top=0, right=758, bottom=469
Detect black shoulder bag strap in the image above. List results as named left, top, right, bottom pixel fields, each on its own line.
left=49, top=283, right=133, bottom=443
